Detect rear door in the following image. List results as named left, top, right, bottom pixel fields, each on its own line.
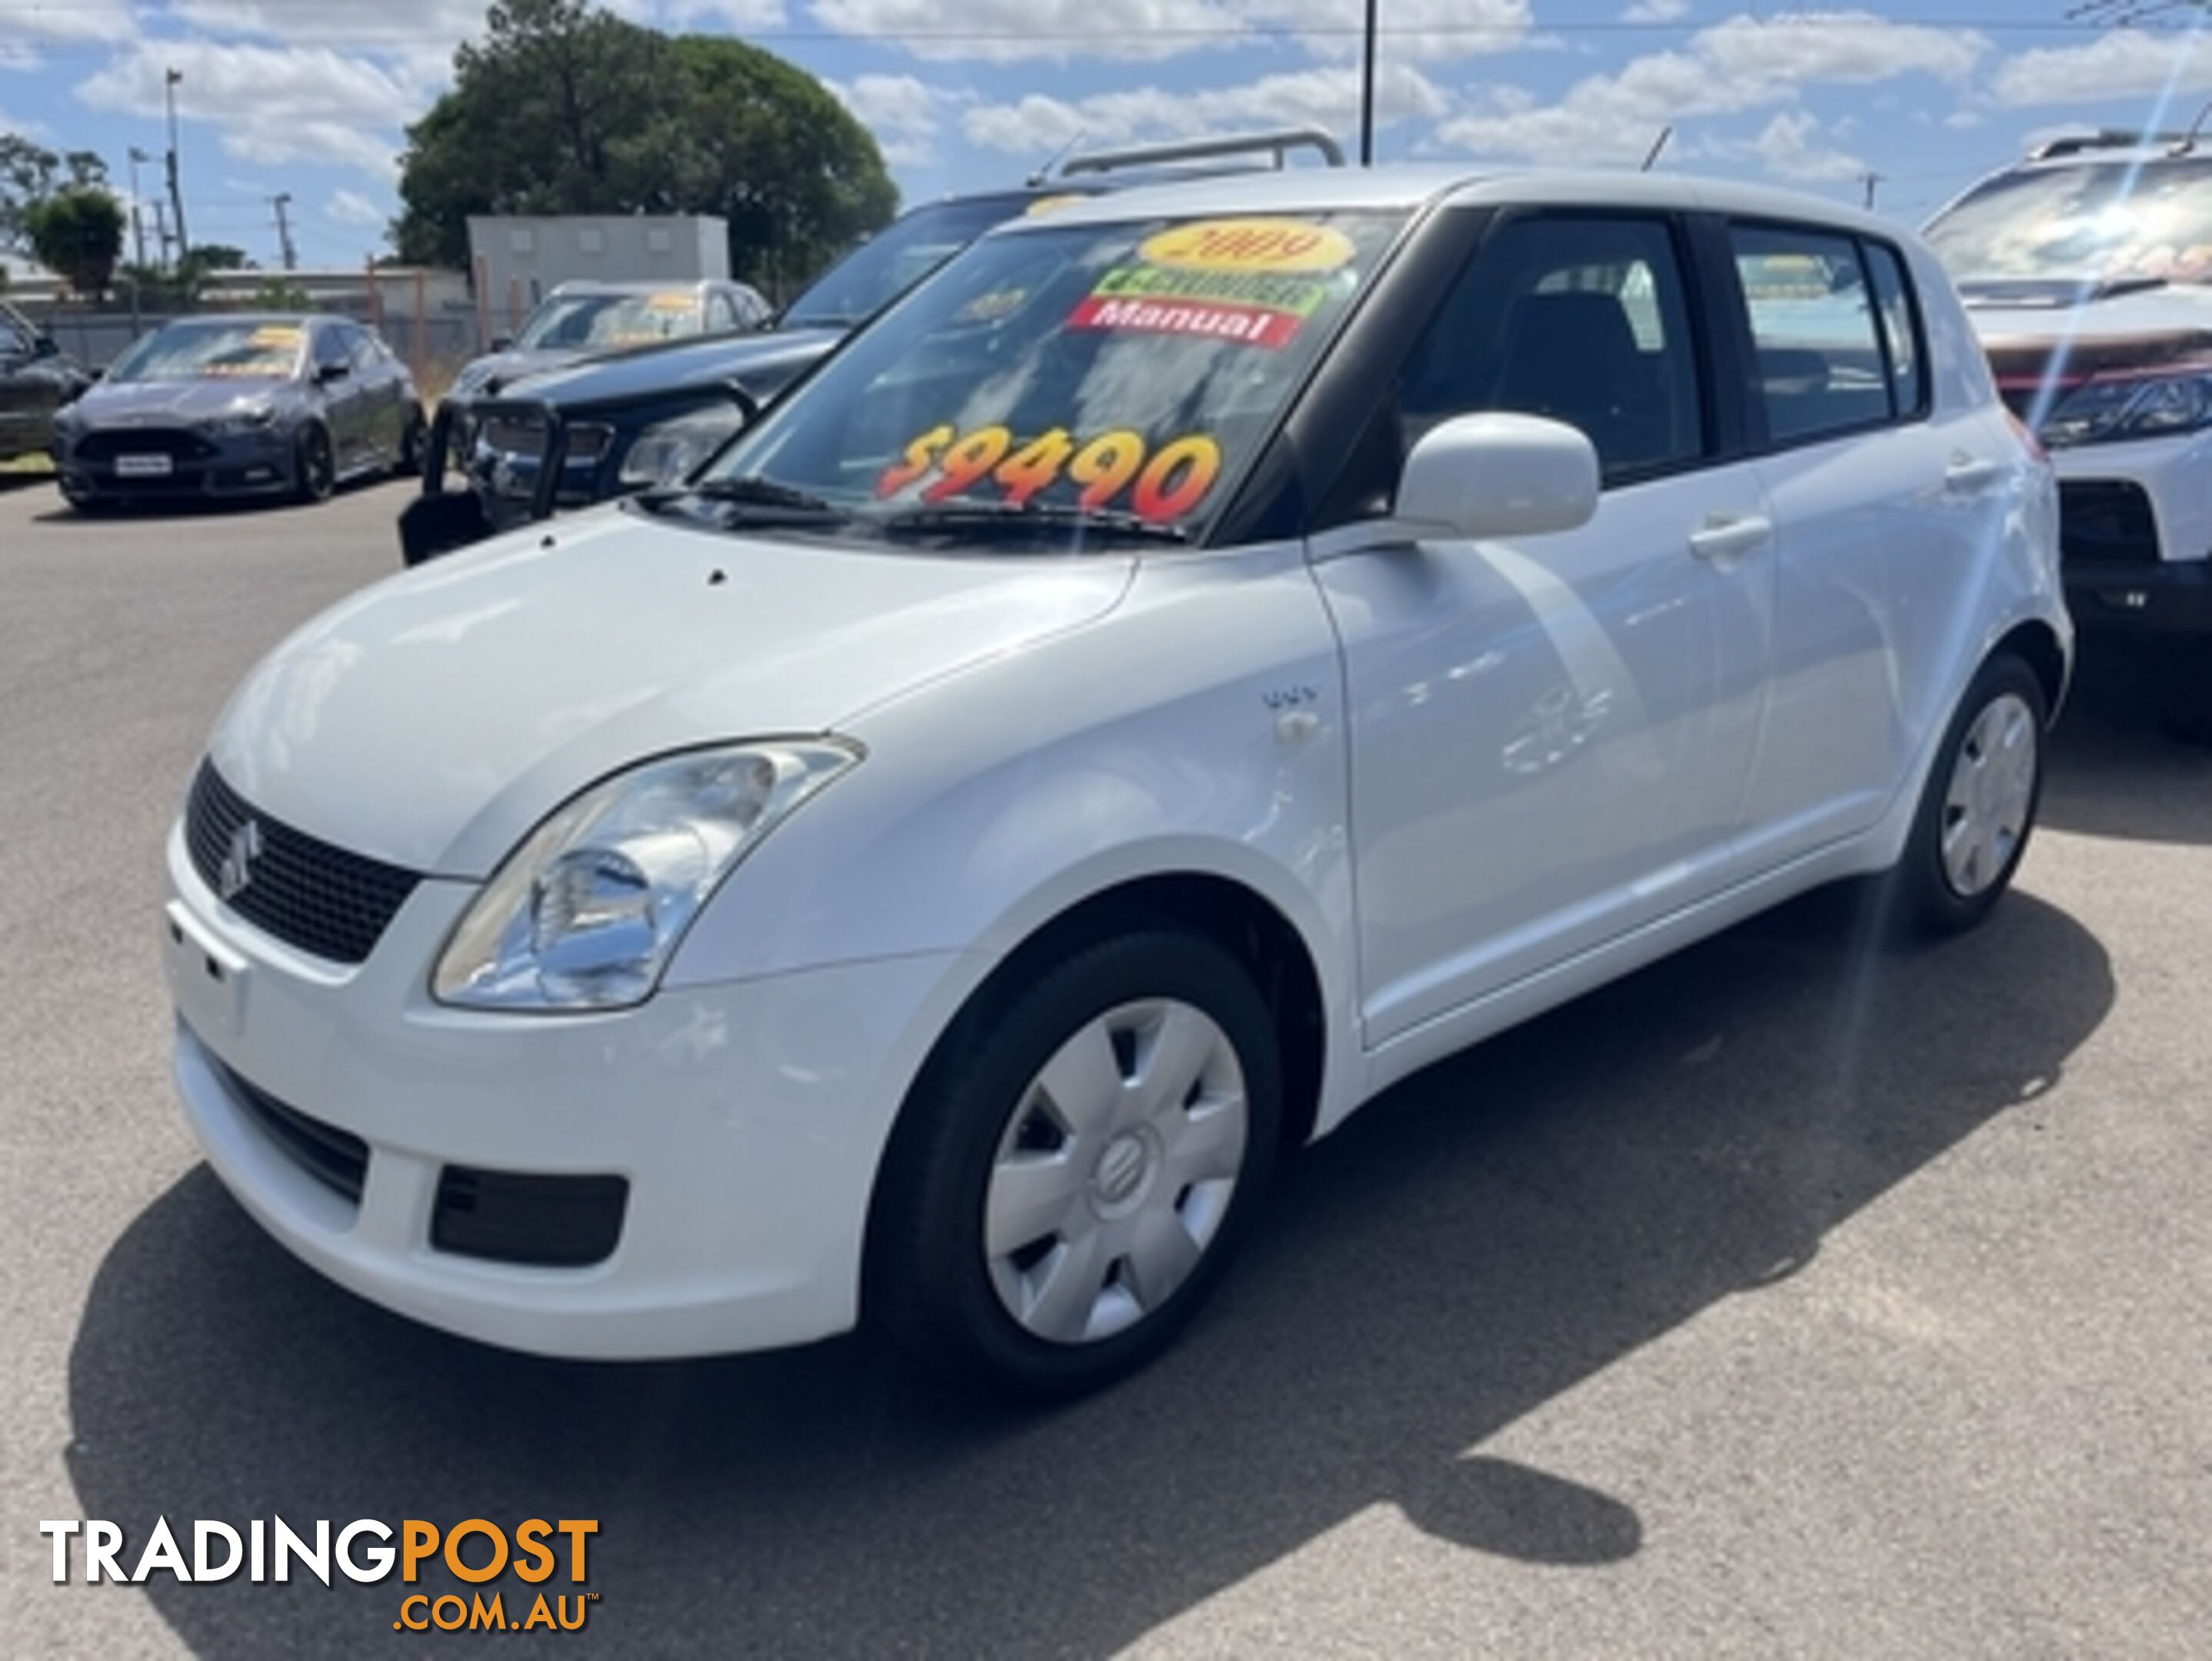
left=1312, top=210, right=1775, bottom=1043
left=1725, top=222, right=2007, bottom=868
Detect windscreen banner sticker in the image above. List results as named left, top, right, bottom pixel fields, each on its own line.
left=646, top=292, right=695, bottom=311
left=876, top=424, right=1224, bottom=521
left=247, top=325, right=303, bottom=348
left=1068, top=265, right=1329, bottom=350
left=1136, top=218, right=1356, bottom=275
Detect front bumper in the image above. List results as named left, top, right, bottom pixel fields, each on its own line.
left=163, top=821, right=975, bottom=1359
left=57, top=430, right=297, bottom=501
left=2052, top=428, right=2212, bottom=635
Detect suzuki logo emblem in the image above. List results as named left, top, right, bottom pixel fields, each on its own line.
left=217, top=820, right=265, bottom=900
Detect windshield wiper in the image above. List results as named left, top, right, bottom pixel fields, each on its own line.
left=688, top=474, right=842, bottom=513
left=871, top=500, right=1191, bottom=546
left=631, top=474, right=854, bottom=531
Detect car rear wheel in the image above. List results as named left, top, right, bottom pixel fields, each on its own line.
left=870, top=927, right=1281, bottom=1398
left=293, top=424, right=335, bottom=504
left=1891, top=652, right=2046, bottom=937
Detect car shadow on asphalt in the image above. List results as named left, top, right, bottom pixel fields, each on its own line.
left=24, top=474, right=414, bottom=527
left=65, top=886, right=2111, bottom=1657
left=2043, top=644, right=2212, bottom=846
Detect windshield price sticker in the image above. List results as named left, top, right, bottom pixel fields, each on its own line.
left=247, top=326, right=303, bottom=348
left=1137, top=218, right=1356, bottom=275
left=646, top=292, right=695, bottom=312
left=878, top=424, right=1224, bottom=521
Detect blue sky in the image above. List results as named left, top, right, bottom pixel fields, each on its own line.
left=2, top=2, right=2209, bottom=269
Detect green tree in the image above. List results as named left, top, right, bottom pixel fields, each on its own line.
left=395, top=0, right=894, bottom=291
left=2, top=135, right=108, bottom=248
left=25, top=187, right=125, bottom=299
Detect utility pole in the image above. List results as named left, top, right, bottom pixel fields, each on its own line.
left=272, top=192, right=297, bottom=271
left=1860, top=171, right=1885, bottom=211
left=1358, top=0, right=1379, bottom=166
left=126, top=146, right=152, bottom=270
left=164, top=68, right=189, bottom=261
left=152, top=200, right=172, bottom=269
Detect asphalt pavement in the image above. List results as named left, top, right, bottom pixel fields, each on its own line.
left=2, top=473, right=2207, bottom=1657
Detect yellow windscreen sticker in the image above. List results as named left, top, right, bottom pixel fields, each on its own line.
left=1138, top=219, right=1355, bottom=275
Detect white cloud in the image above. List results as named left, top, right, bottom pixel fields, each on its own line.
left=75, top=42, right=421, bottom=181
left=1737, top=110, right=1863, bottom=181
left=810, top=0, right=1248, bottom=65
left=1440, top=10, right=1986, bottom=167
left=830, top=73, right=944, bottom=167
left=809, top=0, right=1527, bottom=66
left=325, top=188, right=386, bottom=227
left=1990, top=28, right=2212, bottom=109
left=962, top=62, right=1450, bottom=155
left=7, top=0, right=132, bottom=45
left=1621, top=0, right=1690, bottom=21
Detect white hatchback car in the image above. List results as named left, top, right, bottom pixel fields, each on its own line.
left=166, top=168, right=2067, bottom=1396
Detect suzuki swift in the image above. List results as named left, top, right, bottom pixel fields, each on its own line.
left=165, top=168, right=2068, bottom=1396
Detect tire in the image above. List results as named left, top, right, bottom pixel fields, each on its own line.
left=292, top=423, right=335, bottom=504
left=1890, top=651, right=2047, bottom=937
left=869, top=927, right=1282, bottom=1400
left=2156, top=641, right=2212, bottom=745
left=395, top=407, right=426, bottom=479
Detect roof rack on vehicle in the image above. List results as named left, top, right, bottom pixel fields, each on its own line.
left=1055, top=126, right=1347, bottom=178
left=2029, top=128, right=2188, bottom=160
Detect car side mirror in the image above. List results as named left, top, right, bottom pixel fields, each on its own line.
left=489, top=335, right=513, bottom=352
left=1396, top=411, right=1601, bottom=541
left=33, top=332, right=58, bottom=358
left=316, top=361, right=349, bottom=384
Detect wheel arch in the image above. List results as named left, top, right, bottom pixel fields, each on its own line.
left=1992, top=617, right=2068, bottom=724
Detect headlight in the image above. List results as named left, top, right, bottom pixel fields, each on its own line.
left=618, top=403, right=748, bottom=488
left=432, top=741, right=859, bottom=1011
left=2038, top=363, right=2212, bottom=449
left=206, top=405, right=278, bottom=438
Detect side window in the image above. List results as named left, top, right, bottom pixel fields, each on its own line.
left=706, top=294, right=735, bottom=333
left=313, top=325, right=350, bottom=374
left=350, top=328, right=381, bottom=374
left=1397, top=215, right=1707, bottom=488
left=1731, top=225, right=1892, bottom=444
left=1863, top=241, right=1924, bottom=418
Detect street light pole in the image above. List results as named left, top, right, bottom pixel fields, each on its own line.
left=1359, top=0, right=1378, bottom=166
left=164, top=68, right=189, bottom=261
left=272, top=192, right=298, bottom=271
left=126, top=147, right=151, bottom=270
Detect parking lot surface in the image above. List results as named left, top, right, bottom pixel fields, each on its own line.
left=2, top=474, right=2208, bottom=1657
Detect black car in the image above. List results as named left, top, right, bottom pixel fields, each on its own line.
left=400, top=126, right=1345, bottom=564
left=0, top=300, right=91, bottom=464
left=53, top=314, right=423, bottom=511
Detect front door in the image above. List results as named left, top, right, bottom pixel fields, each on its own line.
left=1312, top=211, right=1774, bottom=1045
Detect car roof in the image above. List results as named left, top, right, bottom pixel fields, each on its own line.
left=998, top=165, right=1913, bottom=244
left=550, top=280, right=709, bottom=296
left=157, top=312, right=324, bottom=328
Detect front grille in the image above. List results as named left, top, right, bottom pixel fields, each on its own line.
left=2059, top=480, right=2160, bottom=568
left=74, top=428, right=220, bottom=462
left=214, top=1054, right=368, bottom=1204
left=432, top=1168, right=628, bottom=1267
left=184, top=762, right=421, bottom=965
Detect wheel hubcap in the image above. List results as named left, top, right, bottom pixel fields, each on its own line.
left=1940, top=691, right=2037, bottom=898
left=984, top=998, right=1248, bottom=1346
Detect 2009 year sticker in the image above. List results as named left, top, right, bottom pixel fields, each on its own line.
left=877, top=424, right=1224, bottom=521
left=1136, top=218, right=1356, bottom=275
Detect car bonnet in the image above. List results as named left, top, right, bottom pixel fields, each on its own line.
left=204, top=504, right=1136, bottom=879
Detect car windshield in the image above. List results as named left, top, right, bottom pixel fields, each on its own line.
left=699, top=210, right=1407, bottom=548
left=107, top=321, right=305, bottom=382
left=516, top=291, right=704, bottom=350
left=1925, top=158, right=2212, bottom=285
left=780, top=195, right=1037, bottom=329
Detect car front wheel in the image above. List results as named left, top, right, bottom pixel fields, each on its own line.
left=870, top=927, right=1281, bottom=1398
left=292, top=423, right=335, bottom=504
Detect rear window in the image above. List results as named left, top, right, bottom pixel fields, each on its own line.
left=1731, top=226, right=1900, bottom=445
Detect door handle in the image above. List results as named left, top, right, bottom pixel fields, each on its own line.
left=1687, top=514, right=1772, bottom=563
left=1944, top=455, right=2007, bottom=494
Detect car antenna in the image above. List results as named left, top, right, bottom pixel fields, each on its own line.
left=1028, top=130, right=1088, bottom=188
left=2172, top=102, right=2212, bottom=157
left=1641, top=126, right=1672, bottom=172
